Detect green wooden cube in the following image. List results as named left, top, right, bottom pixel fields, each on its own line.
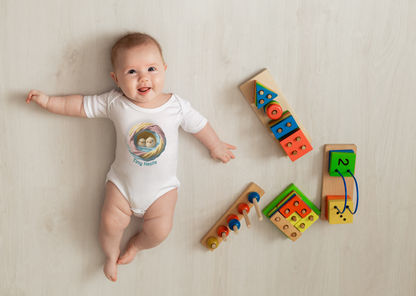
left=329, top=150, right=356, bottom=176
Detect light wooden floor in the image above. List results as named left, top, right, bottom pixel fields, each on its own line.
left=1, top=1, right=415, bottom=295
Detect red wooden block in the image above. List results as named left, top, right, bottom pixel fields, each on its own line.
left=278, top=194, right=311, bottom=218
left=279, top=129, right=313, bottom=162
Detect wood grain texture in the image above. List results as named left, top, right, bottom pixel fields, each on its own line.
left=1, top=0, right=416, bottom=295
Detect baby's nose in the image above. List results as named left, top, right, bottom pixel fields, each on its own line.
left=138, top=75, right=149, bottom=82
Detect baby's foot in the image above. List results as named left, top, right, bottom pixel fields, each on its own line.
left=103, top=257, right=118, bottom=282
left=118, top=235, right=140, bottom=265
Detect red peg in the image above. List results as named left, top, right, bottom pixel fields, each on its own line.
left=217, top=226, right=229, bottom=242
left=227, top=214, right=239, bottom=223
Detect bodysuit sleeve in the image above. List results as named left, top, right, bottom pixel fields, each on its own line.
left=83, top=89, right=121, bottom=119
left=179, top=97, right=208, bottom=134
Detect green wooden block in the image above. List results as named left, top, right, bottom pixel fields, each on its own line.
left=329, top=151, right=356, bottom=177
left=262, top=183, right=320, bottom=218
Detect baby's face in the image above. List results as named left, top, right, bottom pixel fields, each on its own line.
left=111, top=44, right=167, bottom=108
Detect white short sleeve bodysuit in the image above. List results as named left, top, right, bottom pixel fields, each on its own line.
left=83, top=90, right=207, bottom=217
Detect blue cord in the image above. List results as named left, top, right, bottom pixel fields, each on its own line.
left=348, top=169, right=359, bottom=214
left=333, top=169, right=360, bottom=215
left=334, top=169, right=348, bottom=214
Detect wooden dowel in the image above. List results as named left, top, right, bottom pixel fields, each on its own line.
left=242, top=210, right=251, bottom=228
left=233, top=225, right=239, bottom=234
left=221, top=232, right=227, bottom=242
left=253, top=199, right=263, bottom=221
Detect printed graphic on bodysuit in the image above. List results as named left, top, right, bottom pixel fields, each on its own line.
left=127, top=123, right=167, bottom=163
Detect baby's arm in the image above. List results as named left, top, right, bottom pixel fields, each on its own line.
left=26, top=90, right=87, bottom=117
left=193, top=122, right=236, bottom=163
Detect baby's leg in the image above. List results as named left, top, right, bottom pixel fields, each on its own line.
left=118, top=189, right=178, bottom=265
left=99, top=181, right=132, bottom=282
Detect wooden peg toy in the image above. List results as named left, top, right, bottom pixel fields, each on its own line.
left=320, top=144, right=359, bottom=223
left=238, top=203, right=251, bottom=228
left=248, top=192, right=263, bottom=221
left=200, top=182, right=265, bottom=251
left=239, top=69, right=313, bottom=161
left=217, top=226, right=229, bottom=241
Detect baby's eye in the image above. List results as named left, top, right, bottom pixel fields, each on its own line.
left=148, top=67, right=156, bottom=72
left=128, top=69, right=136, bottom=74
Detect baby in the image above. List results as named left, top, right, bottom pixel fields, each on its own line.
left=26, top=32, right=236, bottom=282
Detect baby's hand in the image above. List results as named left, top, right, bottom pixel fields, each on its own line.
left=210, top=141, right=236, bottom=163
left=26, top=90, right=50, bottom=109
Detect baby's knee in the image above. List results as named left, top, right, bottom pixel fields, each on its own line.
left=149, top=221, right=173, bottom=243
left=101, top=208, right=131, bottom=232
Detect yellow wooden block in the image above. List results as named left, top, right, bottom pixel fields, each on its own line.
left=328, top=199, right=353, bottom=224
left=287, top=212, right=302, bottom=226
left=295, top=210, right=319, bottom=232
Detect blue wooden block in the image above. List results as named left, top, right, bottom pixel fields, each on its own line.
left=270, top=115, right=299, bottom=140
left=255, top=81, right=278, bottom=109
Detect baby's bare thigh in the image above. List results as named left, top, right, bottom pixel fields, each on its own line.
left=102, top=181, right=133, bottom=218
left=144, top=189, right=178, bottom=222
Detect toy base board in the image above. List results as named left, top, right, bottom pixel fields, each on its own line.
left=239, top=69, right=312, bottom=157
left=200, top=182, right=265, bottom=251
left=320, top=144, right=357, bottom=221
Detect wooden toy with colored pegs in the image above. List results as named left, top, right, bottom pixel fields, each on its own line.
left=321, top=144, right=359, bottom=225
left=239, top=69, right=313, bottom=162
left=262, top=184, right=320, bottom=242
left=201, top=182, right=265, bottom=251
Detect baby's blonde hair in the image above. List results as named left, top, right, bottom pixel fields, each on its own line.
left=111, top=32, right=164, bottom=69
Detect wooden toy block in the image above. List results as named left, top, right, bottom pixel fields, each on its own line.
left=279, top=128, right=313, bottom=162
left=239, top=69, right=312, bottom=159
left=278, top=194, right=311, bottom=218
left=200, top=182, right=265, bottom=251
left=329, top=150, right=356, bottom=176
left=264, top=101, right=283, bottom=120
left=263, top=183, right=320, bottom=219
left=268, top=110, right=291, bottom=128
left=287, top=212, right=302, bottom=226
left=325, top=195, right=353, bottom=219
left=270, top=114, right=299, bottom=141
left=263, top=184, right=320, bottom=241
left=320, top=144, right=357, bottom=221
left=270, top=211, right=302, bottom=242
left=326, top=195, right=353, bottom=224
left=295, top=210, right=319, bottom=232
left=254, top=80, right=277, bottom=109
left=269, top=191, right=296, bottom=216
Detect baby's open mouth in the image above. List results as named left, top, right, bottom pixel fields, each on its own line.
left=138, top=87, right=151, bottom=93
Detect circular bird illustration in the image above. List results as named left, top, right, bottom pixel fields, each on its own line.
left=127, top=123, right=167, bottom=162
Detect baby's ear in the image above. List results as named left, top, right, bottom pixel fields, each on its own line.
left=110, top=72, right=119, bottom=86
left=164, top=64, right=167, bottom=71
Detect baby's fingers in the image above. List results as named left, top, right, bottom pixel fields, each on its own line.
left=228, top=150, right=236, bottom=159
left=226, top=143, right=237, bottom=150
left=26, top=90, right=39, bottom=103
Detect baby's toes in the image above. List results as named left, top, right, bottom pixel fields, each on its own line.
left=103, top=258, right=118, bottom=282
